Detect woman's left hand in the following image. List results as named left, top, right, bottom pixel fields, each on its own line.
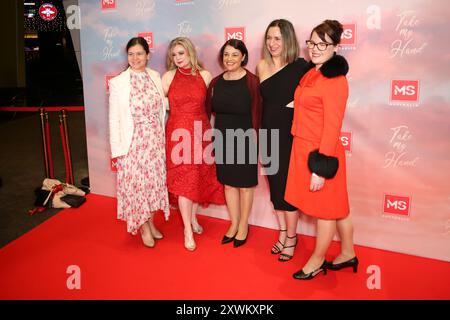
left=310, top=173, right=325, bottom=192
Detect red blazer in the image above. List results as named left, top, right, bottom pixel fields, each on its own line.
left=291, top=69, right=348, bottom=157
left=205, top=69, right=262, bottom=131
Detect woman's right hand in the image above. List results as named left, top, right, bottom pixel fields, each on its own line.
left=310, top=173, right=325, bottom=192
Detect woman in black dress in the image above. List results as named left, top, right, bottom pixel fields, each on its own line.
left=257, top=19, right=311, bottom=261
left=206, top=39, right=262, bottom=247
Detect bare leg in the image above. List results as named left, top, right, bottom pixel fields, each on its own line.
left=271, top=210, right=287, bottom=253
left=224, top=185, right=240, bottom=237
left=302, top=218, right=336, bottom=273
left=236, top=187, right=254, bottom=240
left=279, top=210, right=299, bottom=260
left=140, top=221, right=155, bottom=248
left=334, top=214, right=356, bottom=263
left=178, top=195, right=195, bottom=251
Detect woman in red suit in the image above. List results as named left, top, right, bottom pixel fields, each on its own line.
left=285, top=20, right=358, bottom=280
left=162, top=37, right=225, bottom=251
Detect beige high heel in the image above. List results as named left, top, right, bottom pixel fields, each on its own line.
left=140, top=227, right=155, bottom=248
left=191, top=216, right=203, bottom=235
left=184, top=230, right=196, bottom=251
left=148, top=220, right=163, bottom=240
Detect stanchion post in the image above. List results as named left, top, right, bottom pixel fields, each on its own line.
left=61, top=110, right=74, bottom=184
left=44, top=111, right=55, bottom=178
left=39, top=108, right=50, bottom=178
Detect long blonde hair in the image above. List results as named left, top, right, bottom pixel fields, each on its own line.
left=166, top=37, right=203, bottom=75
left=263, top=19, right=300, bottom=65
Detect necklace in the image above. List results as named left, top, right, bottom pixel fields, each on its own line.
left=224, top=69, right=246, bottom=81
left=177, top=68, right=193, bottom=76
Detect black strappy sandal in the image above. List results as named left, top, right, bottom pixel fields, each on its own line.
left=278, top=235, right=297, bottom=262
left=271, top=229, right=287, bottom=254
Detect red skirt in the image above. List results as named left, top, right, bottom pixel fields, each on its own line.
left=165, top=113, right=225, bottom=206
left=285, top=137, right=349, bottom=219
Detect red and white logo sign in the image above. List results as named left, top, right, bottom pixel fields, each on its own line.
left=340, top=24, right=356, bottom=46
left=340, top=131, right=352, bottom=153
left=39, top=3, right=58, bottom=21
left=390, top=80, right=420, bottom=102
left=138, top=32, right=154, bottom=49
left=102, top=0, right=116, bottom=10
left=225, top=27, right=245, bottom=42
left=383, top=194, right=411, bottom=216
left=111, top=158, right=118, bottom=172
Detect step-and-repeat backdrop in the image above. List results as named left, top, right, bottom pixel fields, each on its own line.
left=79, top=0, right=450, bottom=261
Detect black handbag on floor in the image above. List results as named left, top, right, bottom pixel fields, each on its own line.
left=34, top=188, right=53, bottom=207
left=60, top=194, right=86, bottom=208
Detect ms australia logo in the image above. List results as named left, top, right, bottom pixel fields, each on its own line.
left=138, top=32, right=154, bottom=50
left=340, top=131, right=352, bottom=153
left=390, top=79, right=420, bottom=107
left=101, top=0, right=116, bottom=10
left=383, top=194, right=411, bottom=219
left=225, top=27, right=245, bottom=42
left=340, top=24, right=356, bottom=50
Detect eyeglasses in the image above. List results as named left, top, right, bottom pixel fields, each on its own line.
left=305, top=40, right=334, bottom=51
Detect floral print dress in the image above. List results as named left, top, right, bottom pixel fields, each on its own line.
left=116, top=69, right=169, bottom=235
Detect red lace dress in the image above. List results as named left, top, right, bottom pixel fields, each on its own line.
left=166, top=68, right=225, bottom=205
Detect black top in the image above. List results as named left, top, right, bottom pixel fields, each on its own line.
left=212, top=75, right=252, bottom=124
left=260, top=58, right=311, bottom=129
left=259, top=58, right=311, bottom=210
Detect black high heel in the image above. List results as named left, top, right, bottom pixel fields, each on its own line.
left=233, top=227, right=249, bottom=248
left=328, top=256, right=359, bottom=273
left=293, top=260, right=328, bottom=280
left=278, top=235, right=297, bottom=262
left=221, top=232, right=237, bottom=244
left=271, top=229, right=287, bottom=254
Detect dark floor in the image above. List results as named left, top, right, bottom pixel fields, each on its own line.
left=0, top=34, right=88, bottom=248
left=0, top=110, right=89, bottom=248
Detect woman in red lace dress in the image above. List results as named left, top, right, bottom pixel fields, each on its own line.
left=162, top=37, right=225, bottom=251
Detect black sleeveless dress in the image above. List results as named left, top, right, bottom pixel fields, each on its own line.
left=212, top=75, right=257, bottom=188
left=260, top=58, right=311, bottom=211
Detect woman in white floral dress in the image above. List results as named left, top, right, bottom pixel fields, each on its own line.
left=109, top=37, right=169, bottom=247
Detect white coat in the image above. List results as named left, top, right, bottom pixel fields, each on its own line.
left=108, top=67, right=168, bottom=158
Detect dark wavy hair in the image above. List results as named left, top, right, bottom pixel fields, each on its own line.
left=219, top=39, right=249, bottom=67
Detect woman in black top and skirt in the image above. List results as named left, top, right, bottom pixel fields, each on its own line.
left=206, top=39, right=262, bottom=247
left=257, top=19, right=312, bottom=261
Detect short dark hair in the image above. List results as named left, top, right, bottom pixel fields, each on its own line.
left=219, top=39, right=249, bottom=67
left=126, top=37, right=150, bottom=54
left=310, top=20, right=344, bottom=45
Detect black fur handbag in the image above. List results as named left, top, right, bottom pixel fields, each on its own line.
left=308, top=149, right=339, bottom=179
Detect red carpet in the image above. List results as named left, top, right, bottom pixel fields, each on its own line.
left=1, top=194, right=449, bottom=300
